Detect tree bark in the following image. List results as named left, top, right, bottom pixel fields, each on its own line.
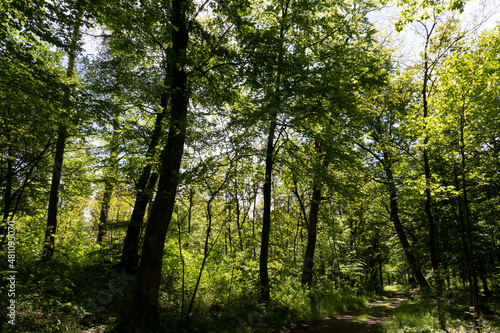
left=42, top=127, right=67, bottom=261
left=2, top=145, right=13, bottom=223
left=301, top=143, right=326, bottom=288
left=97, top=117, right=120, bottom=243
left=41, top=17, right=81, bottom=261
left=383, top=151, right=432, bottom=291
left=260, top=113, right=277, bottom=302
left=118, top=77, right=169, bottom=273
left=232, top=182, right=245, bottom=252
left=301, top=177, right=322, bottom=288
left=422, top=50, right=446, bottom=330
left=0, top=145, right=13, bottom=247
left=453, top=166, right=473, bottom=304
left=187, top=186, right=193, bottom=234
left=459, top=110, right=479, bottom=321
left=259, top=0, right=290, bottom=302
left=97, top=180, right=113, bottom=243
left=124, top=0, right=189, bottom=329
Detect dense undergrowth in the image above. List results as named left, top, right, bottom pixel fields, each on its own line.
left=0, top=259, right=371, bottom=333
left=0, top=234, right=375, bottom=333
left=1, top=231, right=499, bottom=333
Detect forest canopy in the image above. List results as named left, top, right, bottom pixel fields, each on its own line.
left=1, top=0, right=499, bottom=332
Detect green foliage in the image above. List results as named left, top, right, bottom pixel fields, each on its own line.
left=2, top=0, right=500, bottom=332
left=389, top=0, right=466, bottom=32
left=382, top=295, right=500, bottom=333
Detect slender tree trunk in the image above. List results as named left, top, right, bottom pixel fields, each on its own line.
left=259, top=0, right=290, bottom=301
left=177, top=214, right=187, bottom=320
left=124, top=0, right=189, bottom=329
left=186, top=197, right=214, bottom=321
left=301, top=143, right=326, bottom=288
left=424, top=148, right=446, bottom=330
left=97, top=180, right=113, bottom=243
left=42, top=126, right=67, bottom=261
left=459, top=110, right=479, bottom=321
left=188, top=186, right=193, bottom=234
left=0, top=144, right=13, bottom=247
left=260, top=112, right=277, bottom=302
left=2, top=145, right=13, bottom=223
left=422, top=54, right=446, bottom=330
left=233, top=184, right=245, bottom=252
left=97, top=118, right=120, bottom=243
left=41, top=18, right=81, bottom=261
left=301, top=177, right=322, bottom=288
left=383, top=151, right=432, bottom=291
left=118, top=78, right=169, bottom=273
left=453, top=166, right=473, bottom=305
left=252, top=185, right=257, bottom=258
left=379, top=254, right=384, bottom=292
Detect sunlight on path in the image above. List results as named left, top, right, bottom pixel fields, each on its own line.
left=282, top=292, right=406, bottom=333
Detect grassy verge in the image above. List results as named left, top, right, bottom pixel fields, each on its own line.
left=381, top=295, right=500, bottom=333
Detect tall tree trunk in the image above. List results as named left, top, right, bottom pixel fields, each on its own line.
left=459, top=110, right=479, bottom=321
left=453, top=166, right=473, bottom=305
left=260, top=112, right=277, bottom=302
left=118, top=76, right=169, bottom=273
left=422, top=51, right=446, bottom=330
left=383, top=151, right=432, bottom=291
left=124, top=0, right=189, bottom=329
left=42, top=18, right=81, bottom=261
left=42, top=127, right=67, bottom=261
left=259, top=0, right=290, bottom=302
left=424, top=147, right=446, bottom=330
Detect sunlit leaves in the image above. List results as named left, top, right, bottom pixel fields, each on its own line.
left=389, top=0, right=466, bottom=32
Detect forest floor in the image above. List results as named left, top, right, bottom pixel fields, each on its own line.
left=281, top=291, right=406, bottom=333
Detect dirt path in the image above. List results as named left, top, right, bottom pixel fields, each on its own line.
left=281, top=292, right=406, bottom=333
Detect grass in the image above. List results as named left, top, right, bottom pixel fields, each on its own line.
left=351, top=301, right=392, bottom=324
left=383, top=285, right=406, bottom=293
left=381, top=295, right=500, bottom=333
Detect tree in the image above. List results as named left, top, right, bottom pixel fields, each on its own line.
left=434, top=24, right=500, bottom=319
left=358, top=73, right=433, bottom=292
left=124, top=0, right=190, bottom=327
left=96, top=113, right=120, bottom=243
left=297, top=142, right=327, bottom=288
left=0, top=0, right=68, bottom=248
left=42, top=14, right=82, bottom=261
left=232, top=0, right=387, bottom=302
left=121, top=0, right=240, bottom=328
left=82, top=9, right=171, bottom=270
